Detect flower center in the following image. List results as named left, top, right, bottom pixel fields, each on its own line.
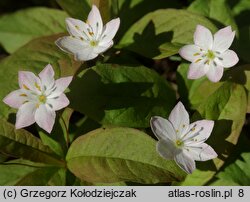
left=90, top=40, right=98, bottom=47
left=38, top=95, right=47, bottom=104
left=175, top=139, right=184, bottom=148
left=206, top=50, right=215, bottom=60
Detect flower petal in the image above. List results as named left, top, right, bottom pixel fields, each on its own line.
left=38, top=64, right=55, bottom=90
left=186, top=143, right=217, bottom=161
left=47, top=93, right=69, bottom=111
left=75, top=47, right=99, bottom=61
left=168, top=102, right=190, bottom=136
left=55, top=36, right=89, bottom=55
left=150, top=116, right=176, bottom=141
left=183, top=120, right=214, bottom=142
left=187, top=61, right=208, bottom=80
left=94, top=41, right=113, bottom=54
left=35, top=105, right=55, bottom=133
left=179, top=44, right=201, bottom=62
left=48, top=76, right=73, bottom=98
left=174, top=151, right=196, bottom=174
left=3, top=90, right=27, bottom=109
left=156, top=139, right=176, bottom=160
left=99, top=18, right=120, bottom=45
left=213, top=26, right=235, bottom=53
left=216, top=50, right=239, bottom=68
left=206, top=62, right=224, bottom=82
left=15, top=102, right=36, bottom=129
left=194, top=25, right=213, bottom=50
left=18, top=71, right=41, bottom=93
left=66, top=18, right=84, bottom=37
left=87, top=5, right=103, bottom=38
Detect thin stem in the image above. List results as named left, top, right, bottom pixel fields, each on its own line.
left=61, top=117, right=70, bottom=148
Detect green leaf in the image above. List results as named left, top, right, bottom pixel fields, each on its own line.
left=177, top=82, right=247, bottom=185
left=68, top=64, right=176, bottom=128
left=119, top=9, right=217, bottom=59
left=211, top=153, right=250, bottom=185
left=188, top=0, right=238, bottom=33
left=0, top=119, right=64, bottom=166
left=232, top=0, right=250, bottom=16
left=56, top=0, right=91, bottom=20
left=0, top=159, right=60, bottom=185
left=66, top=127, right=185, bottom=184
left=0, top=7, right=68, bottom=53
left=0, top=34, right=81, bottom=120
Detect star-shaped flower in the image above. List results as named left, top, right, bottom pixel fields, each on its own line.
left=55, top=5, right=120, bottom=61
left=179, top=25, right=239, bottom=82
left=150, top=102, right=217, bottom=174
left=3, top=64, right=73, bottom=133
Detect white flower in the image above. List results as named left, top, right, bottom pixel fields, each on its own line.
left=55, top=5, right=120, bottom=61
left=150, top=102, right=217, bottom=174
left=3, top=64, right=73, bottom=133
left=179, top=25, right=239, bottom=82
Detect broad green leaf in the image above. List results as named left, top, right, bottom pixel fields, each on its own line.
left=68, top=64, right=176, bottom=128
left=188, top=0, right=238, bottom=33
left=48, top=168, right=67, bottom=186
left=178, top=82, right=247, bottom=185
left=56, top=0, right=91, bottom=20
left=0, top=159, right=60, bottom=185
left=0, top=7, right=68, bottom=53
left=0, top=34, right=81, bottom=120
left=0, top=119, right=64, bottom=166
left=115, top=0, right=181, bottom=40
left=66, top=127, right=185, bottom=184
left=176, top=63, right=223, bottom=108
left=211, top=153, right=250, bottom=185
left=119, top=9, right=217, bottom=59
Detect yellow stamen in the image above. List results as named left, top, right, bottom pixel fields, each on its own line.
left=20, top=93, right=27, bottom=97
left=193, top=53, right=200, bottom=56
left=23, top=84, right=30, bottom=90
left=75, top=25, right=80, bottom=30
left=191, top=127, right=195, bottom=131
left=35, top=82, right=41, bottom=91
left=36, top=103, right=40, bottom=108
left=195, top=58, right=202, bottom=63
left=89, top=32, right=94, bottom=36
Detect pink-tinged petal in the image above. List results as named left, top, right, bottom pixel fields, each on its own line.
left=94, top=41, right=113, bottom=54
left=150, top=116, right=176, bottom=141
left=87, top=5, right=103, bottom=38
left=186, top=143, right=217, bottom=161
left=169, top=102, right=190, bottom=136
left=3, top=90, right=27, bottom=109
left=183, top=120, right=214, bottom=142
left=48, top=76, right=73, bottom=98
left=194, top=25, right=213, bottom=50
left=18, top=71, right=41, bottom=93
left=47, top=94, right=69, bottom=111
left=75, top=47, right=99, bottom=61
left=156, top=139, right=176, bottom=160
left=216, top=50, right=239, bottom=68
left=65, top=18, right=90, bottom=40
left=99, top=18, right=120, bottom=45
left=213, top=26, right=235, bottom=52
left=206, top=63, right=224, bottom=82
left=179, top=44, right=201, bottom=62
left=187, top=61, right=208, bottom=80
left=174, top=151, right=196, bottom=174
left=55, top=36, right=89, bottom=55
left=15, top=102, right=36, bottom=129
left=35, top=105, right=56, bottom=133
left=39, top=64, right=55, bottom=90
